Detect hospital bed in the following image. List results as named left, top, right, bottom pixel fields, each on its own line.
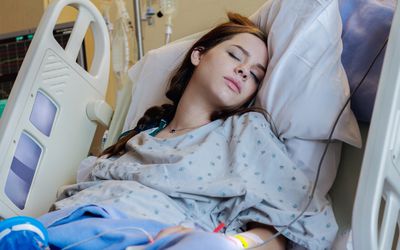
left=0, top=0, right=112, bottom=218
left=0, top=0, right=399, bottom=249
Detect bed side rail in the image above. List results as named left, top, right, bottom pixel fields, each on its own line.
left=352, top=1, right=400, bottom=249
left=0, top=0, right=111, bottom=218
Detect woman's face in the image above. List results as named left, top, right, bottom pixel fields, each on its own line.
left=190, top=33, right=268, bottom=110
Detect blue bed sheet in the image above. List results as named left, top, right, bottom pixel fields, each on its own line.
left=38, top=204, right=236, bottom=250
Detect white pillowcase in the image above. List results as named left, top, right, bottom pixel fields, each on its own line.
left=250, top=0, right=361, bottom=146
left=249, top=0, right=362, bottom=194
left=124, top=0, right=361, bottom=194
left=124, top=41, right=192, bottom=131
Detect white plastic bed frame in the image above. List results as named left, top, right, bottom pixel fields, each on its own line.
left=0, top=0, right=112, bottom=218
left=330, top=0, right=400, bottom=248
left=1, top=0, right=400, bottom=249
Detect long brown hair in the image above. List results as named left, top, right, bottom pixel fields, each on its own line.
left=102, top=12, right=271, bottom=157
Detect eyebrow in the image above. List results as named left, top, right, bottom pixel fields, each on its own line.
left=233, top=44, right=267, bottom=73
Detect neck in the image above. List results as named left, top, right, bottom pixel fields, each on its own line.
left=168, top=82, right=213, bottom=131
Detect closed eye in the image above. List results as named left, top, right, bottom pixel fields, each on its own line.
left=228, top=51, right=241, bottom=61
left=251, top=72, right=261, bottom=84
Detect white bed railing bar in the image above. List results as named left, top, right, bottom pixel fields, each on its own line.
left=0, top=0, right=111, bottom=218
left=379, top=188, right=400, bottom=249
left=352, top=0, right=400, bottom=249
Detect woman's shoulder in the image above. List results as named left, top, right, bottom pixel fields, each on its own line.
left=222, top=111, right=286, bottom=150
left=241, top=111, right=266, bottom=121
left=225, top=111, right=268, bottom=125
left=220, top=111, right=272, bottom=135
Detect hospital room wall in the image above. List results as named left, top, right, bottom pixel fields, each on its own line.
left=135, top=0, right=268, bottom=52
left=0, top=0, right=44, bottom=35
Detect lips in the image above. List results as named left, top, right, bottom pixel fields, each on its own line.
left=224, top=76, right=241, bottom=94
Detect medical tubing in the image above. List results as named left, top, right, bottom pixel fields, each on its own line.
left=112, top=0, right=135, bottom=78
left=160, top=0, right=176, bottom=44
left=246, top=38, right=389, bottom=249
left=101, top=1, right=113, bottom=34
left=165, top=23, right=172, bottom=44
left=60, top=226, right=154, bottom=250
left=112, top=20, right=130, bottom=78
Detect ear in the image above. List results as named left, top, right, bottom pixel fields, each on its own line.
left=190, top=47, right=204, bottom=66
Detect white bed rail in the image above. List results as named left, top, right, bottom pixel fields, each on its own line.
left=0, top=0, right=111, bottom=218
left=352, top=1, right=400, bottom=249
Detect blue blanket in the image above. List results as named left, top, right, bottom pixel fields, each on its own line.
left=38, top=204, right=236, bottom=250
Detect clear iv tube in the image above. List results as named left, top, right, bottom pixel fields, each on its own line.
left=105, top=0, right=139, bottom=150
left=111, top=20, right=129, bottom=80
left=100, top=0, right=113, bottom=34
left=159, top=0, right=177, bottom=44
left=112, top=0, right=135, bottom=81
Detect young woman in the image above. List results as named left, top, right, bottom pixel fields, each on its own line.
left=40, top=13, right=336, bottom=250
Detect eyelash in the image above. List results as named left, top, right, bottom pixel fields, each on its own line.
left=228, top=52, right=260, bottom=84
left=251, top=72, right=261, bottom=84
left=228, top=51, right=240, bottom=61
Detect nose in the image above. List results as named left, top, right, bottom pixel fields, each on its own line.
left=235, top=66, right=248, bottom=81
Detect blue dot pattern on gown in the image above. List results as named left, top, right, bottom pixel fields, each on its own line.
left=54, top=112, right=337, bottom=250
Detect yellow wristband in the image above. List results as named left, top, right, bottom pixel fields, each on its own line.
left=233, top=234, right=249, bottom=248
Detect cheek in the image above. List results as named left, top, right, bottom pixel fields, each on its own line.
left=200, top=60, right=226, bottom=84
left=243, top=84, right=258, bottom=99
left=202, top=53, right=228, bottom=72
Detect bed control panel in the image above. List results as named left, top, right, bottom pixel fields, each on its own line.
left=0, top=0, right=110, bottom=218
left=5, top=133, right=42, bottom=210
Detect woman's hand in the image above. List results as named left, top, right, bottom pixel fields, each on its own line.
left=154, top=225, right=194, bottom=241
left=243, top=223, right=286, bottom=250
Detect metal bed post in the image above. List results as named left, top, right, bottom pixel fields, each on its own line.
left=133, top=0, right=144, bottom=60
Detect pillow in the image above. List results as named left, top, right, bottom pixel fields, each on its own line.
left=249, top=0, right=362, bottom=194
left=124, top=40, right=192, bottom=130
left=339, top=0, right=395, bottom=122
left=250, top=0, right=361, bottom=146
left=123, top=0, right=362, bottom=194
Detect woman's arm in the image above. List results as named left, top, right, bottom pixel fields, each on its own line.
left=235, top=222, right=286, bottom=250
left=153, top=223, right=286, bottom=249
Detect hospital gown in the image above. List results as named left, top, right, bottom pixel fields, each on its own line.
left=54, top=112, right=337, bottom=249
